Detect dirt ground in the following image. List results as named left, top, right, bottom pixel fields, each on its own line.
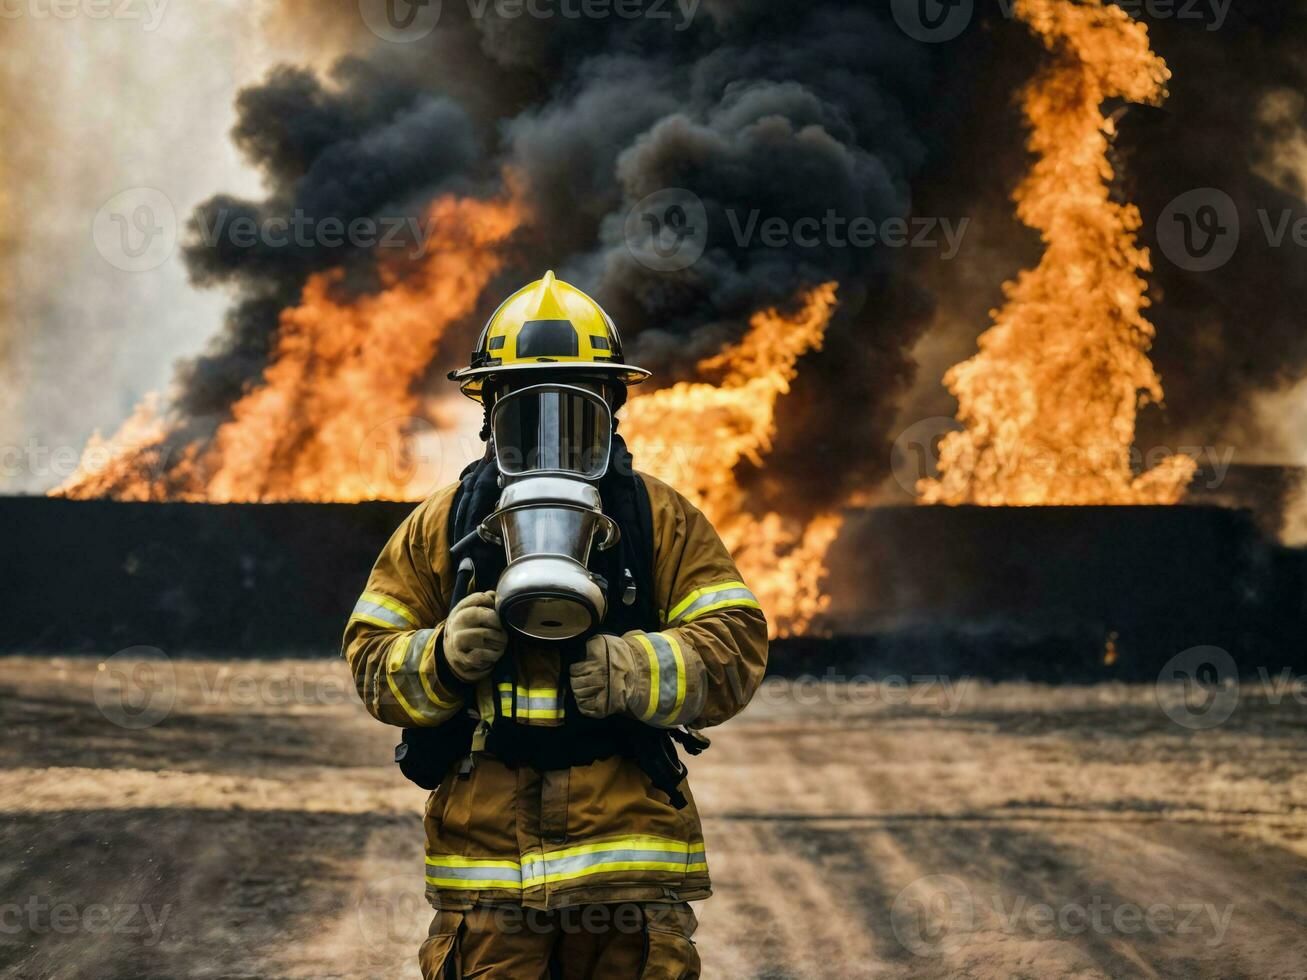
left=2, top=656, right=1306, bottom=979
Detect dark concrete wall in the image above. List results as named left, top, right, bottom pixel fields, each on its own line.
left=3, top=498, right=1302, bottom=680
left=799, top=504, right=1306, bottom=681
left=1, top=497, right=413, bottom=655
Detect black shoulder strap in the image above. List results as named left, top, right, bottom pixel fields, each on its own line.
left=596, top=437, right=658, bottom=635
left=447, top=452, right=504, bottom=592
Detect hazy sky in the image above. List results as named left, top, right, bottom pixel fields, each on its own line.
left=0, top=0, right=356, bottom=492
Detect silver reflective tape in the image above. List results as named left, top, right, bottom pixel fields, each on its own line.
left=514, top=695, right=563, bottom=712
left=408, top=628, right=434, bottom=667
left=646, top=632, right=681, bottom=720
left=522, top=847, right=691, bottom=883
left=352, top=598, right=411, bottom=629
left=425, top=862, right=522, bottom=884
left=497, top=687, right=564, bottom=715
left=672, top=586, right=758, bottom=624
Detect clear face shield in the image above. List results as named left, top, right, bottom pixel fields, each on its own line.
left=479, top=383, right=620, bottom=641
left=490, top=383, right=614, bottom=481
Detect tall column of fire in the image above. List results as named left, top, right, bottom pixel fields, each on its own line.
left=919, top=0, right=1196, bottom=506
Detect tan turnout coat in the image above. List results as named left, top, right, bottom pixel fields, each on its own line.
left=343, top=470, right=768, bottom=911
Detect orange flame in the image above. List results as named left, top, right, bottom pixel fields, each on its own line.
left=56, top=189, right=840, bottom=633
left=919, top=0, right=1196, bottom=506
left=623, top=283, right=842, bottom=636
left=56, top=192, right=522, bottom=501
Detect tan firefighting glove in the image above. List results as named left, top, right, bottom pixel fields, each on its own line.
left=443, top=591, right=508, bottom=682
left=570, top=630, right=706, bottom=727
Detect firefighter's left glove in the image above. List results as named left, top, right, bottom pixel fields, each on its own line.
left=571, top=631, right=706, bottom=726
left=443, top=591, right=508, bottom=683
left=570, top=632, right=640, bottom=719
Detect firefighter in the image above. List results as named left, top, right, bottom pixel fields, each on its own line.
left=343, top=272, right=768, bottom=978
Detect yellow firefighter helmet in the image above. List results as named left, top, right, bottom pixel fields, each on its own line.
left=450, top=271, right=650, bottom=402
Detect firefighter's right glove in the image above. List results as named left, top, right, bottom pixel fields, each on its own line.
left=442, top=591, right=508, bottom=683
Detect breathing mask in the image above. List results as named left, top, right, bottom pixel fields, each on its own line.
left=476, top=383, right=620, bottom=640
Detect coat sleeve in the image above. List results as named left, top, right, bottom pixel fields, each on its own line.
left=341, top=484, right=466, bottom=728
left=639, top=473, right=769, bottom=729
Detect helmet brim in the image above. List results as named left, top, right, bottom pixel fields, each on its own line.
left=450, top=360, right=651, bottom=402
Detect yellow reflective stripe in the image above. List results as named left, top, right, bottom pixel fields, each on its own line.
left=634, top=632, right=686, bottom=724
left=496, top=682, right=565, bottom=720
left=668, top=581, right=761, bottom=625
left=635, top=633, right=661, bottom=722
left=386, top=631, right=410, bottom=673
left=667, top=580, right=747, bottom=622
left=363, top=591, right=419, bottom=626
left=425, top=854, right=523, bottom=891
left=425, top=839, right=706, bottom=891
left=528, top=836, right=699, bottom=860
left=496, top=684, right=561, bottom=697
left=529, top=861, right=689, bottom=884
left=425, top=876, right=522, bottom=890
left=666, top=632, right=687, bottom=723
left=417, top=629, right=459, bottom=710
left=387, top=634, right=425, bottom=722
left=679, top=595, right=763, bottom=623
left=498, top=703, right=564, bottom=720
left=386, top=632, right=457, bottom=722
left=428, top=855, right=522, bottom=869
left=521, top=837, right=707, bottom=885
left=351, top=611, right=404, bottom=630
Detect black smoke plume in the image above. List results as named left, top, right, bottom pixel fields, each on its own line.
left=1123, top=1, right=1307, bottom=456
left=162, top=0, right=951, bottom=520
left=157, top=0, right=1307, bottom=518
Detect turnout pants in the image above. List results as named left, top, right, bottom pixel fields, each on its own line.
left=418, top=902, right=700, bottom=979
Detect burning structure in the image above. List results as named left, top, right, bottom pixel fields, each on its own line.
left=7, top=0, right=1307, bottom=674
